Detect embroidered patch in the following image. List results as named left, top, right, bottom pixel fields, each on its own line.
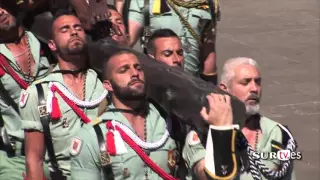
left=19, top=90, right=29, bottom=108
left=188, top=130, right=201, bottom=146
left=70, top=137, right=83, bottom=156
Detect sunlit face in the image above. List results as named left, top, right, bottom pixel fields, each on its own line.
left=226, top=64, right=262, bottom=115
left=48, top=15, right=87, bottom=55
left=104, top=53, right=146, bottom=101
left=0, top=7, right=17, bottom=32
left=109, top=9, right=128, bottom=45
left=153, top=37, right=184, bottom=67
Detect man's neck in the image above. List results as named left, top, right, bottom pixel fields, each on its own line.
left=242, top=114, right=261, bottom=149
left=112, top=97, right=148, bottom=122
left=244, top=114, right=261, bottom=130
left=0, top=26, right=24, bottom=44
left=57, top=55, right=88, bottom=80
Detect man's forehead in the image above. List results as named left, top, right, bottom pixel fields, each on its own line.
left=110, top=53, right=139, bottom=67
left=155, top=37, right=182, bottom=48
left=234, top=64, right=260, bottom=78
left=53, top=15, right=80, bottom=29
left=156, top=37, right=180, bottom=43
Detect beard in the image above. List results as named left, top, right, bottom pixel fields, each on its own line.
left=57, top=38, right=87, bottom=56
left=245, top=93, right=261, bottom=116
left=0, top=15, right=16, bottom=32
left=246, top=104, right=260, bottom=115
left=110, top=79, right=147, bottom=101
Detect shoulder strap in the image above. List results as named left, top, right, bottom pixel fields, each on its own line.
left=0, top=79, right=19, bottom=113
left=141, top=0, right=151, bottom=54
left=97, top=98, right=108, bottom=117
left=35, top=84, right=63, bottom=176
left=93, top=124, right=114, bottom=180
left=207, top=0, right=220, bottom=24
left=279, top=124, right=291, bottom=147
left=122, top=0, right=132, bottom=34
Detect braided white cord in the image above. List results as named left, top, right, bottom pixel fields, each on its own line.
left=248, top=153, right=262, bottom=180
left=249, top=139, right=295, bottom=179
left=244, top=125, right=297, bottom=179
left=51, top=82, right=108, bottom=108
left=113, top=121, right=170, bottom=150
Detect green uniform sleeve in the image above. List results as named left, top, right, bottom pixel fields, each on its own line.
left=70, top=127, right=102, bottom=180
left=19, top=85, right=44, bottom=132
left=128, top=0, right=144, bottom=24
left=182, top=131, right=206, bottom=172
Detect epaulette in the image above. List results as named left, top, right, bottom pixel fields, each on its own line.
left=33, top=79, right=44, bottom=85
left=91, top=118, right=102, bottom=125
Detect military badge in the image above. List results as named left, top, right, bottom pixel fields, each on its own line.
left=188, top=130, right=201, bottom=146
left=167, top=150, right=177, bottom=170
left=271, top=140, right=284, bottom=152
left=70, top=137, right=83, bottom=156
left=100, top=150, right=112, bottom=166
left=62, top=118, right=69, bottom=128
left=19, top=90, right=29, bottom=108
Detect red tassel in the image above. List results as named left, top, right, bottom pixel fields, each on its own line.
left=0, top=67, right=5, bottom=77
left=107, top=131, right=116, bottom=155
left=106, top=122, right=116, bottom=155
left=107, top=130, right=117, bottom=156
left=51, top=96, right=61, bottom=120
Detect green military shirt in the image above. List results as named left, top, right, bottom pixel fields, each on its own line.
left=19, top=65, right=105, bottom=178
left=0, top=31, right=50, bottom=141
left=182, top=116, right=296, bottom=180
left=70, top=103, right=177, bottom=180
left=0, top=31, right=50, bottom=180
left=129, top=0, right=212, bottom=76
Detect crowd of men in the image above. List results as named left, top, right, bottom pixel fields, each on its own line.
left=0, top=0, right=297, bottom=180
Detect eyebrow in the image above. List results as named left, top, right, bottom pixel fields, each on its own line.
left=116, top=64, right=129, bottom=72
left=241, top=77, right=261, bottom=81
left=116, top=63, right=140, bottom=70
left=162, top=48, right=183, bottom=52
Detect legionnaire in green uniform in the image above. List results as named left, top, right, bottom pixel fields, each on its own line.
left=70, top=50, right=179, bottom=180
left=107, top=5, right=130, bottom=46
left=127, top=0, right=220, bottom=84
left=146, top=28, right=184, bottom=67
left=70, top=49, right=238, bottom=180
left=182, top=57, right=296, bottom=179
left=0, top=5, right=50, bottom=180
left=19, top=11, right=107, bottom=180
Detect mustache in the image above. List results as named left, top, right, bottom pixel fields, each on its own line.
left=68, top=37, right=83, bottom=43
left=246, top=93, right=260, bottom=102
left=128, top=79, right=145, bottom=86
